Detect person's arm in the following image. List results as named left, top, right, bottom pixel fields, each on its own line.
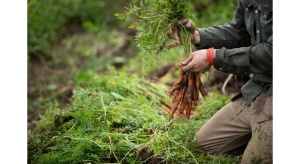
left=214, top=41, right=272, bottom=84
left=195, top=0, right=251, bottom=49
left=196, top=0, right=272, bottom=84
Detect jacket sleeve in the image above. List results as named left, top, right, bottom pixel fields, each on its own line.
left=195, top=0, right=251, bottom=49
left=214, top=40, right=272, bottom=84
left=195, top=0, right=273, bottom=84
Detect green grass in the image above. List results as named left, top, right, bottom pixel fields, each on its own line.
left=28, top=72, right=240, bottom=163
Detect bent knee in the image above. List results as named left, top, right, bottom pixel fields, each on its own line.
left=195, top=130, right=205, bottom=147
left=195, top=130, right=218, bottom=154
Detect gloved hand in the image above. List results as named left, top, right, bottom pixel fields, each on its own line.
left=180, top=49, right=213, bottom=73
left=166, top=19, right=200, bottom=49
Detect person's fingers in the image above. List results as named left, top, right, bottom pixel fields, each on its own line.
left=171, top=19, right=179, bottom=30
left=185, top=21, right=196, bottom=33
left=178, top=19, right=195, bottom=33
left=167, top=41, right=181, bottom=49
left=167, top=19, right=181, bottom=48
left=181, top=55, right=193, bottom=66
left=181, top=55, right=194, bottom=72
left=178, top=19, right=189, bottom=25
left=166, top=32, right=174, bottom=39
left=181, top=64, right=193, bottom=72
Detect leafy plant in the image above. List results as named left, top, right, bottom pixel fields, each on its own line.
left=115, top=0, right=196, bottom=73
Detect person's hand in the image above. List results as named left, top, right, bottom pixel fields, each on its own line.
left=167, top=19, right=200, bottom=49
left=180, top=49, right=212, bottom=73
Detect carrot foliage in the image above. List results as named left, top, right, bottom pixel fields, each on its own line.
left=115, top=0, right=195, bottom=73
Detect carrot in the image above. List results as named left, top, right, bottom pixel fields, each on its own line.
left=169, top=88, right=184, bottom=119
left=178, top=87, right=188, bottom=114
left=185, top=105, right=192, bottom=120
left=172, top=68, right=184, bottom=86
left=168, top=85, right=181, bottom=97
left=193, top=73, right=200, bottom=106
left=185, top=73, right=194, bottom=108
left=160, top=104, right=172, bottom=115
left=197, top=73, right=206, bottom=97
left=167, top=66, right=207, bottom=120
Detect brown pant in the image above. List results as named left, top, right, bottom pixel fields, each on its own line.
left=195, top=92, right=272, bottom=164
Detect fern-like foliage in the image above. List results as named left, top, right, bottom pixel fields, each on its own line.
left=115, top=0, right=195, bottom=73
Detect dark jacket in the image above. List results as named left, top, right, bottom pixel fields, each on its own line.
left=195, top=0, right=272, bottom=105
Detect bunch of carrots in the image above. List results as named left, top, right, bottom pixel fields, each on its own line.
left=167, top=63, right=206, bottom=120
left=162, top=19, right=206, bottom=120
